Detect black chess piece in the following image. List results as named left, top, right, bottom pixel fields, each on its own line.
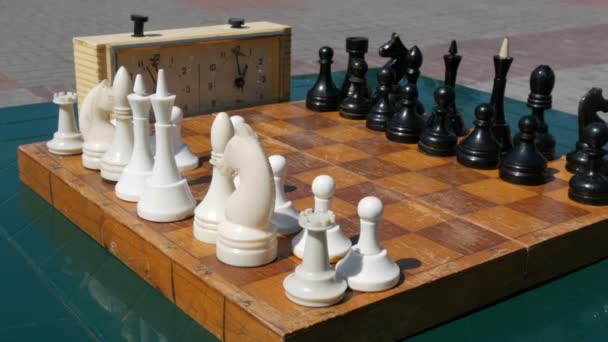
left=566, top=88, right=608, bottom=173
left=444, top=40, right=467, bottom=136
left=527, top=65, right=556, bottom=160
left=499, top=115, right=548, bottom=185
left=569, top=123, right=608, bottom=205
left=378, top=33, right=409, bottom=108
left=489, top=40, right=514, bottom=155
left=406, top=45, right=426, bottom=116
left=340, top=37, right=371, bottom=99
left=456, top=103, right=501, bottom=169
left=367, top=68, right=396, bottom=131
left=418, top=86, right=457, bottom=156
left=306, top=46, right=340, bottom=112
left=339, top=59, right=371, bottom=120
left=386, top=83, right=424, bottom=143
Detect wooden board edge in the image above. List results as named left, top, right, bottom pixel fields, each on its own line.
left=17, top=145, right=52, bottom=204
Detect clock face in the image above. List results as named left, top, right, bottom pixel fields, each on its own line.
left=114, top=37, right=275, bottom=116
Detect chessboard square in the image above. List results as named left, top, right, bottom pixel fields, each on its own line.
left=377, top=172, right=450, bottom=197
left=379, top=150, right=450, bottom=171
left=544, top=187, right=606, bottom=213
left=285, top=176, right=314, bottom=200
left=256, top=102, right=313, bottom=119
left=283, top=152, right=329, bottom=175
left=182, top=134, right=211, bottom=155
left=200, top=253, right=297, bottom=287
left=464, top=206, right=550, bottom=239
left=286, top=115, right=341, bottom=130
left=383, top=199, right=454, bottom=231
left=383, top=233, right=463, bottom=275
left=315, top=125, right=375, bottom=143
left=417, top=219, right=507, bottom=255
left=164, top=227, right=216, bottom=259
left=334, top=181, right=407, bottom=205
left=548, top=158, right=570, bottom=181
left=294, top=166, right=367, bottom=189
left=233, top=109, right=275, bottom=124
left=524, top=177, right=569, bottom=194
left=459, top=178, right=538, bottom=205
left=292, top=196, right=356, bottom=219
left=339, top=157, right=409, bottom=180
left=506, top=195, right=590, bottom=225
left=306, top=144, right=370, bottom=164
left=345, top=215, right=409, bottom=242
left=259, top=138, right=293, bottom=157
left=182, top=115, right=214, bottom=136
left=273, top=131, right=335, bottom=150
left=250, top=120, right=304, bottom=137
left=418, top=188, right=496, bottom=215
left=418, top=162, right=490, bottom=186
left=349, top=136, right=408, bottom=155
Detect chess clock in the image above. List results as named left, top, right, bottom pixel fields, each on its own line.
left=73, top=18, right=291, bottom=116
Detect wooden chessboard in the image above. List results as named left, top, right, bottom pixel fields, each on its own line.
left=17, top=101, right=608, bottom=341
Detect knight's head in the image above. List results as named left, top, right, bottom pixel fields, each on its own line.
left=96, top=79, right=114, bottom=112
left=379, top=32, right=403, bottom=57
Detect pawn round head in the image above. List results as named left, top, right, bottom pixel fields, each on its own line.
left=269, top=155, right=287, bottom=177
left=583, top=122, right=608, bottom=149
left=474, top=103, right=494, bottom=121
left=358, top=196, right=383, bottom=221
left=351, top=59, right=368, bottom=78
left=377, top=68, right=394, bottom=85
left=402, top=83, right=418, bottom=100
left=312, top=175, right=335, bottom=200
left=319, top=46, right=334, bottom=60
left=530, top=65, right=555, bottom=95
left=519, top=115, right=538, bottom=134
left=434, top=86, right=455, bottom=108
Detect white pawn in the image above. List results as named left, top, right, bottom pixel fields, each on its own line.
left=100, top=66, right=134, bottom=182
left=269, top=155, right=301, bottom=235
left=193, top=112, right=235, bottom=243
left=115, top=75, right=154, bottom=202
left=47, top=91, right=83, bottom=155
left=216, top=123, right=277, bottom=267
left=171, top=106, right=199, bottom=172
left=336, top=196, right=400, bottom=292
left=80, top=80, right=114, bottom=170
left=291, top=179, right=351, bottom=262
left=283, top=175, right=347, bottom=307
left=137, top=69, right=196, bottom=222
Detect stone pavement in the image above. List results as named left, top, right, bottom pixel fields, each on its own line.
left=1, top=0, right=607, bottom=114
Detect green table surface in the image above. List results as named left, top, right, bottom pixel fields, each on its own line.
left=1, top=71, right=608, bottom=341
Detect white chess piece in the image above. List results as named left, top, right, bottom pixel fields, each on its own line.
left=336, top=196, right=400, bottom=292
left=80, top=80, right=114, bottom=169
left=115, top=75, right=154, bottom=202
left=137, top=69, right=196, bottom=222
left=269, top=155, right=301, bottom=235
left=291, top=178, right=352, bottom=262
left=216, top=123, right=277, bottom=267
left=230, top=115, right=246, bottom=188
left=101, top=66, right=134, bottom=182
left=171, top=106, right=199, bottom=172
left=193, top=112, right=235, bottom=243
left=283, top=175, right=347, bottom=307
left=47, top=91, right=83, bottom=155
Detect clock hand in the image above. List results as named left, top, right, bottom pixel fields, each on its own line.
left=145, top=66, right=157, bottom=85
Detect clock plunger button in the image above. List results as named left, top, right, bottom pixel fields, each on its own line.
left=229, top=18, right=245, bottom=28
left=131, top=14, right=148, bottom=37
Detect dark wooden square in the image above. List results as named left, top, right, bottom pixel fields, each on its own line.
left=417, top=219, right=507, bottom=255
left=507, top=195, right=590, bottom=225
left=340, top=157, right=409, bottom=180
left=418, top=188, right=496, bottom=215
left=334, top=181, right=408, bottom=205
left=273, top=131, right=335, bottom=150
left=418, top=162, right=490, bottom=186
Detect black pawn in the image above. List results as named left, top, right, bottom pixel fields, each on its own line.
left=569, top=123, right=608, bottom=205
left=341, top=37, right=371, bottom=99
left=406, top=46, right=426, bottom=116
left=367, top=68, right=396, bottom=131
left=444, top=40, right=467, bottom=136
left=306, top=46, right=340, bottom=111
left=528, top=65, right=556, bottom=160
left=339, top=59, right=371, bottom=120
left=386, top=83, right=424, bottom=143
left=499, top=115, right=548, bottom=185
left=566, top=88, right=608, bottom=173
left=456, top=104, right=501, bottom=169
left=418, top=86, right=457, bottom=156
